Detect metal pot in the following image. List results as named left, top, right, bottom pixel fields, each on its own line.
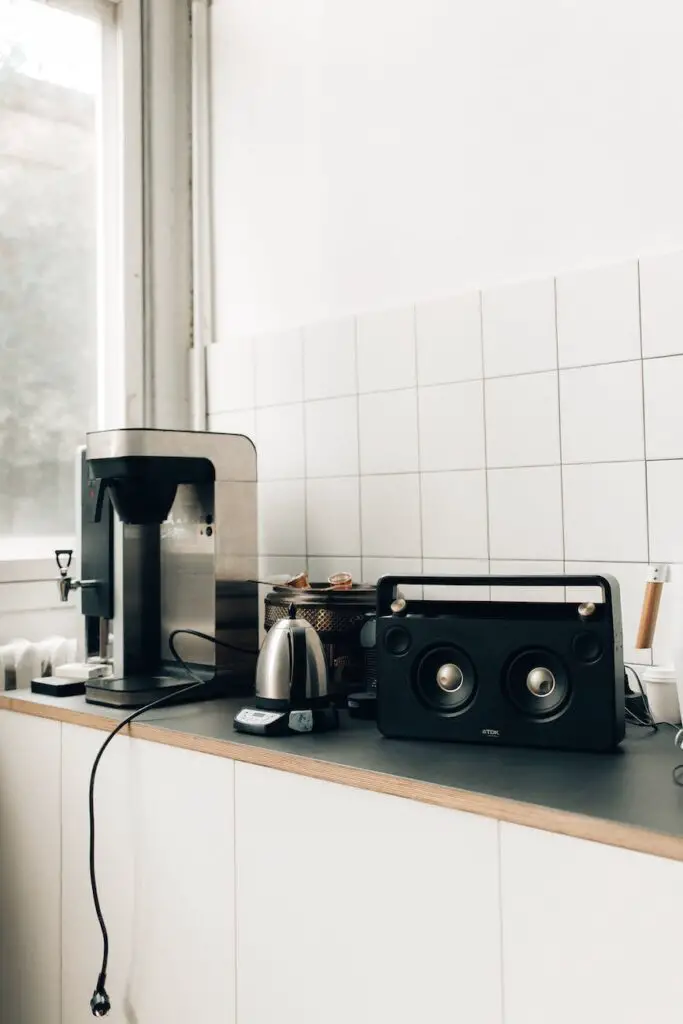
left=264, top=583, right=377, bottom=704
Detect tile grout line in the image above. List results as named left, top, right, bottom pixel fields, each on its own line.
left=636, top=264, right=655, bottom=667
left=353, top=315, right=365, bottom=572
left=553, top=276, right=568, bottom=582
left=295, top=329, right=309, bottom=572
left=245, top=352, right=683, bottom=414
left=637, top=261, right=652, bottom=569
left=257, top=453, right=683, bottom=486
left=479, top=290, right=493, bottom=582
left=262, top=551, right=653, bottom=565
left=412, top=304, right=425, bottom=579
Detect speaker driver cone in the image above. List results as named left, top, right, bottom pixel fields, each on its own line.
left=505, top=649, right=569, bottom=718
left=414, top=646, right=476, bottom=714
left=526, top=667, right=556, bottom=697
left=437, top=663, right=464, bottom=692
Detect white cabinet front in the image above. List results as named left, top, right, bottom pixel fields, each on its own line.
left=61, top=725, right=236, bottom=1024
left=235, top=763, right=502, bottom=1024
left=500, top=822, right=683, bottom=1024
left=0, top=710, right=61, bottom=1024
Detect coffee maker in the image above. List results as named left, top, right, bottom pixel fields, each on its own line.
left=57, top=428, right=258, bottom=707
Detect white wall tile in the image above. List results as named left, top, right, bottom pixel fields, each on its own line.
left=208, top=409, right=256, bottom=441
left=245, top=261, right=683, bottom=602
left=422, top=558, right=490, bottom=601
left=207, top=338, right=255, bottom=412
left=485, top=372, right=560, bottom=468
left=306, top=477, right=361, bottom=557
left=304, top=397, right=359, bottom=477
left=643, top=356, right=683, bottom=459
left=556, top=261, right=641, bottom=368
left=640, top=251, right=683, bottom=359
left=488, top=466, right=563, bottom=560
left=650, top=562, right=683, bottom=667
left=421, top=470, right=488, bottom=559
left=256, top=403, right=304, bottom=480
left=258, top=481, right=306, bottom=555
left=565, top=562, right=652, bottom=666
left=359, top=389, right=419, bottom=474
left=307, top=556, right=362, bottom=584
left=361, top=557, right=423, bottom=600
left=560, top=361, right=644, bottom=463
left=416, top=292, right=482, bottom=386
left=418, top=381, right=485, bottom=472
left=482, top=278, right=556, bottom=378
left=303, top=317, right=357, bottom=400
left=255, top=329, right=303, bottom=406
left=259, top=555, right=307, bottom=581
left=357, top=306, right=416, bottom=393
left=563, top=461, right=648, bottom=561
left=360, top=474, right=422, bottom=558
left=647, top=460, right=683, bottom=562
left=489, top=560, right=564, bottom=602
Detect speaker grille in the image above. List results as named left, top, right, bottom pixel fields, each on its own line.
left=503, top=648, right=570, bottom=719
left=413, top=645, right=477, bottom=714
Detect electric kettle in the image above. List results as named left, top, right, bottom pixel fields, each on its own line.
left=234, top=606, right=338, bottom=735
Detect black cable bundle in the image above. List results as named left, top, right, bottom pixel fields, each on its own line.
left=88, top=628, right=257, bottom=1017
left=624, top=664, right=683, bottom=788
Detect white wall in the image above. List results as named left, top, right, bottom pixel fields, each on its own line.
left=208, top=0, right=683, bottom=670
left=211, top=0, right=683, bottom=336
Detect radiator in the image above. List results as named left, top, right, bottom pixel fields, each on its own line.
left=0, top=636, right=78, bottom=691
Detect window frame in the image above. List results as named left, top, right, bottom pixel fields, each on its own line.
left=0, top=0, right=141, bottom=577
left=0, top=0, right=194, bottom=588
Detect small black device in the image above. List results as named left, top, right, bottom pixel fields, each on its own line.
left=376, top=574, right=625, bottom=753
left=31, top=677, right=86, bottom=697
left=234, top=706, right=339, bottom=735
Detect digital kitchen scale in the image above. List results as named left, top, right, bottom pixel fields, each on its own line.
left=234, top=706, right=339, bottom=736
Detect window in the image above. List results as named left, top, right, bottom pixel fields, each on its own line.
left=0, top=0, right=107, bottom=558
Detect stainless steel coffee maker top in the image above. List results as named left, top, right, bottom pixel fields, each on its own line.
left=87, top=428, right=256, bottom=482
left=255, top=612, right=329, bottom=706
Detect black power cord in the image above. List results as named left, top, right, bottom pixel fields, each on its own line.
left=624, top=664, right=683, bottom=788
left=88, top=628, right=258, bottom=1017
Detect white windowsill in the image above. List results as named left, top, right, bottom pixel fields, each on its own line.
left=0, top=538, right=75, bottom=584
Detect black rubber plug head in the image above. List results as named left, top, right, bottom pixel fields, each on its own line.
left=90, top=989, right=111, bottom=1017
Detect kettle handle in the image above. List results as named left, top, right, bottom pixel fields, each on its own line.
left=288, top=626, right=308, bottom=706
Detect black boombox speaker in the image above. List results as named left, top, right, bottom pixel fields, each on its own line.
left=375, top=574, right=625, bottom=753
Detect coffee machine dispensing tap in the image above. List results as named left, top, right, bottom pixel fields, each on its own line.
left=55, top=549, right=99, bottom=602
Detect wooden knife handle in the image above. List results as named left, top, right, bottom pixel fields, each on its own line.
left=635, top=581, right=664, bottom=650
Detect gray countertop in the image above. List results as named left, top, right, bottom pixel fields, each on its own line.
left=2, top=688, right=683, bottom=860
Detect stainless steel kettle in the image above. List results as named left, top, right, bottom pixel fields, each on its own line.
left=255, top=604, right=329, bottom=708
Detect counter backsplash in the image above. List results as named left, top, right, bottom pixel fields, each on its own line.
left=208, top=251, right=683, bottom=667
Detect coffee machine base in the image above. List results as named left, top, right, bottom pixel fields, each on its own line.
left=85, top=671, right=253, bottom=709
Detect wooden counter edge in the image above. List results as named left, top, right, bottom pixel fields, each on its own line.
left=3, top=692, right=683, bottom=864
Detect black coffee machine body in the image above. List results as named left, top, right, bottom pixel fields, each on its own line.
left=60, top=428, right=258, bottom=707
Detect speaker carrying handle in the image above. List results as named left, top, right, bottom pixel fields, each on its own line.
left=376, top=574, right=619, bottom=616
